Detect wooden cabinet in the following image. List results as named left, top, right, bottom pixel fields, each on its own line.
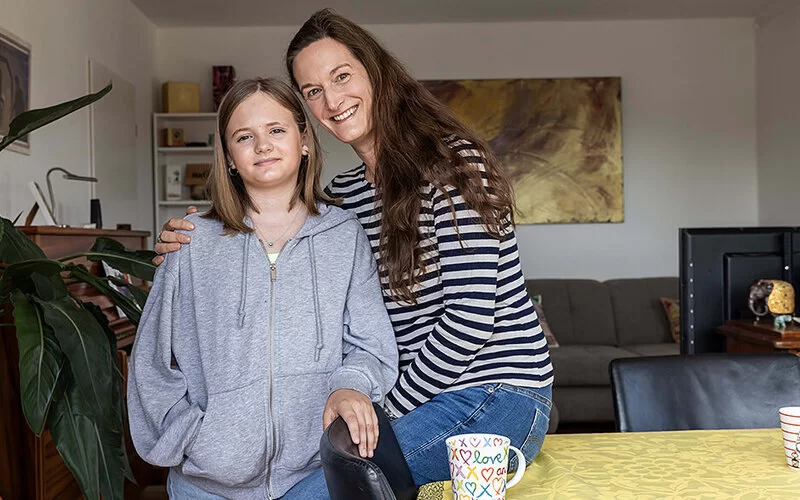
left=0, top=227, right=166, bottom=500
left=716, top=319, right=800, bottom=354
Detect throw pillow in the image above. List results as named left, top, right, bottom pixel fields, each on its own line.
left=531, top=294, right=559, bottom=348
left=660, top=297, right=680, bottom=343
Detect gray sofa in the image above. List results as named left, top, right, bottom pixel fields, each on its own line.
left=525, top=278, right=680, bottom=428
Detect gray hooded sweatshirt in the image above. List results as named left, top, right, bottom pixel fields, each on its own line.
left=127, top=204, right=398, bottom=499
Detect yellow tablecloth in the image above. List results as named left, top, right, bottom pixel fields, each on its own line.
left=419, top=428, right=800, bottom=499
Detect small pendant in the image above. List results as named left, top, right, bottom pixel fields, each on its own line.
left=267, top=241, right=274, bottom=247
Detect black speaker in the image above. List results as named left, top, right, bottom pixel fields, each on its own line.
left=90, top=198, right=102, bottom=229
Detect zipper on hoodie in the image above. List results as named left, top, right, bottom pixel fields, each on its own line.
left=266, top=260, right=278, bottom=499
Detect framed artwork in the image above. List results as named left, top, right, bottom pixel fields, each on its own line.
left=0, top=26, right=31, bottom=154
left=423, top=77, right=623, bottom=224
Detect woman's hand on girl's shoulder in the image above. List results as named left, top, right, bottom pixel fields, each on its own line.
left=152, top=206, right=199, bottom=265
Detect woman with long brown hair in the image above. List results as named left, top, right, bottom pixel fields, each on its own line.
left=154, top=9, right=553, bottom=496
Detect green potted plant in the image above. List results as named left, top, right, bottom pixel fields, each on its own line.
left=0, top=83, right=157, bottom=499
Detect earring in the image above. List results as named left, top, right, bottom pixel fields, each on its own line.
left=228, top=165, right=238, bottom=176
left=301, top=145, right=309, bottom=157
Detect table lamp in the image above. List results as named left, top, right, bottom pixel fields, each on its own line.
left=45, top=167, right=98, bottom=225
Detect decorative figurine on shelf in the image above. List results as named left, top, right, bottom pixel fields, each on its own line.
left=748, top=279, right=795, bottom=329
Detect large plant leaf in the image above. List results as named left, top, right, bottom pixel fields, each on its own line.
left=0, top=217, right=46, bottom=264
left=0, top=218, right=67, bottom=305
left=31, top=272, right=69, bottom=301
left=0, top=83, right=112, bottom=152
left=0, top=258, right=68, bottom=302
left=35, top=296, right=117, bottom=433
left=86, top=238, right=156, bottom=281
left=48, top=372, right=100, bottom=499
left=49, top=366, right=130, bottom=499
left=93, top=420, right=127, bottom=500
left=0, top=259, right=66, bottom=298
left=82, top=301, right=125, bottom=413
left=10, top=290, right=65, bottom=435
left=83, top=301, right=135, bottom=484
left=3, top=259, right=64, bottom=280
left=66, top=264, right=143, bottom=326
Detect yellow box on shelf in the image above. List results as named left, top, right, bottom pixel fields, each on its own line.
left=162, top=82, right=200, bottom=113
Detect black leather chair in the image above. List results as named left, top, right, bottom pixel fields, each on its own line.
left=610, top=353, right=800, bottom=432
left=320, top=403, right=418, bottom=500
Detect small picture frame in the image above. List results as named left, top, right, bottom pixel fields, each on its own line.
left=102, top=261, right=134, bottom=319
left=164, top=164, right=183, bottom=200
left=0, top=26, right=32, bottom=155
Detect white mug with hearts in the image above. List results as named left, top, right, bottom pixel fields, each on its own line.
left=780, top=406, right=800, bottom=469
left=446, top=433, right=525, bottom=500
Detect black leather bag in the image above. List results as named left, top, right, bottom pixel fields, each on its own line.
left=320, top=403, right=418, bottom=500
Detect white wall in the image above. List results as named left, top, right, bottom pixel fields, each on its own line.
left=757, top=4, right=800, bottom=226
left=156, top=18, right=758, bottom=280
left=0, top=0, right=156, bottom=233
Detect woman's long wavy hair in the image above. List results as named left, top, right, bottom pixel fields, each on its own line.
left=205, top=77, right=335, bottom=234
left=286, top=9, right=515, bottom=302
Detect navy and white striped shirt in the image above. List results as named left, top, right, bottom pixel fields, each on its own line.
left=326, top=139, right=553, bottom=416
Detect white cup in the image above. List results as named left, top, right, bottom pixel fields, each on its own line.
left=446, top=433, right=525, bottom=500
left=779, top=406, right=800, bottom=470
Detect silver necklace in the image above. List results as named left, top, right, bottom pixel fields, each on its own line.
left=253, top=207, right=303, bottom=248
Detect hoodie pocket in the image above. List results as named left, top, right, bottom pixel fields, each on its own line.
left=274, top=372, right=330, bottom=471
left=183, top=381, right=267, bottom=486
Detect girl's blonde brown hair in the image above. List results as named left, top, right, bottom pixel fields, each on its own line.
left=204, top=77, right=335, bottom=233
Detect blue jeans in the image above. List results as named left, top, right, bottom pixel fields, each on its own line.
left=282, top=383, right=552, bottom=499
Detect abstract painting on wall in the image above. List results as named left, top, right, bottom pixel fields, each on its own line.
left=0, top=26, right=31, bottom=154
left=423, top=77, right=623, bottom=224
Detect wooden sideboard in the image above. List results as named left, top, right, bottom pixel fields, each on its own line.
left=716, top=319, right=800, bottom=354
left=0, top=226, right=166, bottom=500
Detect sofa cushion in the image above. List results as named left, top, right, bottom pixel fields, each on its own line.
left=550, top=345, right=638, bottom=386
left=606, top=277, right=678, bottom=346
left=659, top=296, right=681, bottom=343
left=525, top=280, right=617, bottom=345
left=619, top=343, right=680, bottom=357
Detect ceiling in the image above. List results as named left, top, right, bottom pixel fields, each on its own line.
left=130, top=0, right=792, bottom=28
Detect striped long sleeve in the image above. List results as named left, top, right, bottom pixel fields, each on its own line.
left=384, top=184, right=502, bottom=414
left=326, top=138, right=553, bottom=416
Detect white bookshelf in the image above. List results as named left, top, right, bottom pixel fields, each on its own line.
left=152, top=113, right=217, bottom=236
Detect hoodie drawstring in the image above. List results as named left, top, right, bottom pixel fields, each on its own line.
left=309, top=235, right=324, bottom=361
left=239, top=207, right=339, bottom=357
left=238, top=232, right=249, bottom=327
